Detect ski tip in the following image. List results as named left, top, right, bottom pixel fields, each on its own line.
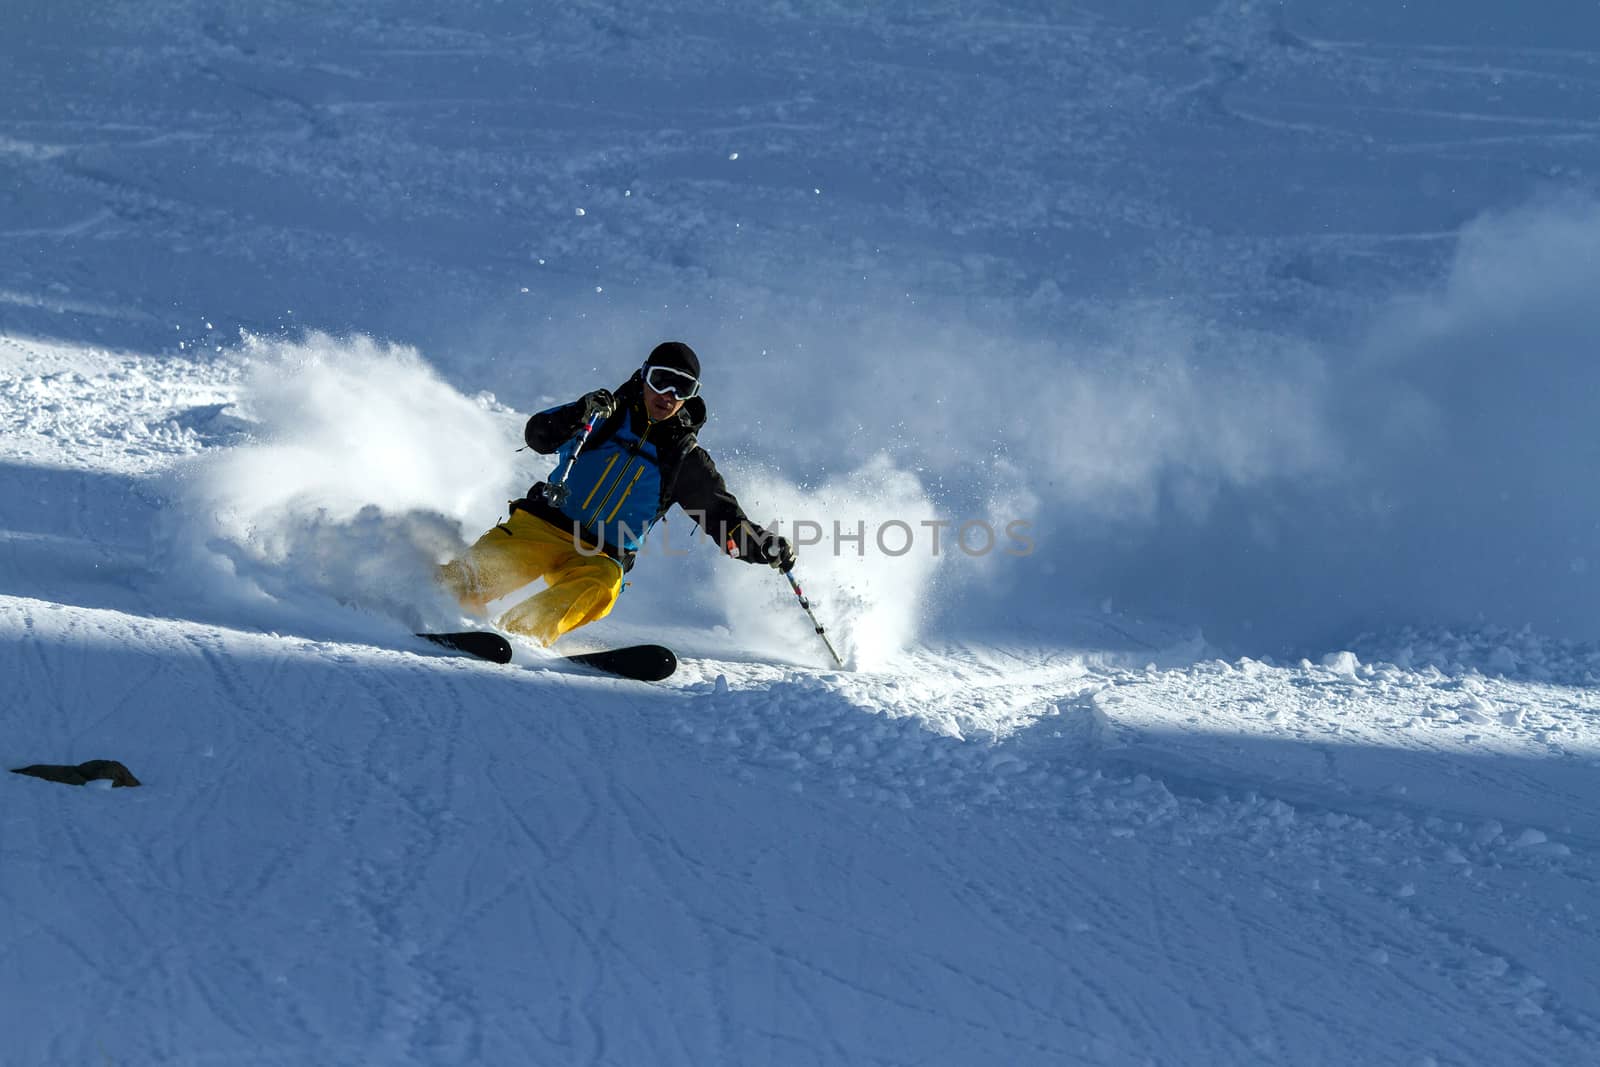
left=562, top=643, right=677, bottom=682
left=417, top=631, right=514, bottom=665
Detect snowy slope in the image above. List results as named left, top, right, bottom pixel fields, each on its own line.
left=5, top=333, right=1599, bottom=1065
left=6, top=2, right=1600, bottom=1064
left=7, top=578, right=1600, bottom=1064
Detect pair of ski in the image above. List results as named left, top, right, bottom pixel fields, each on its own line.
left=418, top=631, right=677, bottom=682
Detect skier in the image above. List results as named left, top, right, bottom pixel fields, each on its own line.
left=439, top=341, right=797, bottom=646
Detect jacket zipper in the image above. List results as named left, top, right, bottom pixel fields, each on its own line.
left=605, top=465, right=648, bottom=523
left=579, top=453, right=621, bottom=512
left=588, top=422, right=651, bottom=524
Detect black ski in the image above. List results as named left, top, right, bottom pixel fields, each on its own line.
left=418, top=631, right=514, bottom=664
left=418, top=632, right=675, bottom=681
left=561, top=644, right=677, bottom=682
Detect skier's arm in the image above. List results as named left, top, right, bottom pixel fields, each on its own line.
left=673, top=446, right=778, bottom=564
left=523, top=389, right=615, bottom=453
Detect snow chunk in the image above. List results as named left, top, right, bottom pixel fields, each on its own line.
left=1509, top=828, right=1571, bottom=858
left=1321, top=650, right=1360, bottom=677
left=1458, top=694, right=1497, bottom=724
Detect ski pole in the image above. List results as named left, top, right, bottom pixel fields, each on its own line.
left=540, top=406, right=606, bottom=508
left=784, top=569, right=844, bottom=667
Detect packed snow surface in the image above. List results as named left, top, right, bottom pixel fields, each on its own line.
left=5, top=2, right=1600, bottom=1064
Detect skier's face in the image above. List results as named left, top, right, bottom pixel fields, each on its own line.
left=643, top=381, right=686, bottom=422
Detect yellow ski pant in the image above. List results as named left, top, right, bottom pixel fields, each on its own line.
left=438, top=509, right=623, bottom=647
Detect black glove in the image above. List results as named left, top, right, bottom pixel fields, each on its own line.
left=761, top=533, right=797, bottom=573
left=580, top=389, right=616, bottom=420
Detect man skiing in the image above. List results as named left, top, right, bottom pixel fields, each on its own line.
left=439, top=341, right=797, bottom=646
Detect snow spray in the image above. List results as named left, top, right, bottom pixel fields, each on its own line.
left=706, top=455, right=944, bottom=670
left=170, top=333, right=521, bottom=633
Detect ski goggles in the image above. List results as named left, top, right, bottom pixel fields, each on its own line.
left=642, top=363, right=701, bottom=399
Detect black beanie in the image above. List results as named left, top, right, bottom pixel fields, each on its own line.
left=645, top=341, right=700, bottom=380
